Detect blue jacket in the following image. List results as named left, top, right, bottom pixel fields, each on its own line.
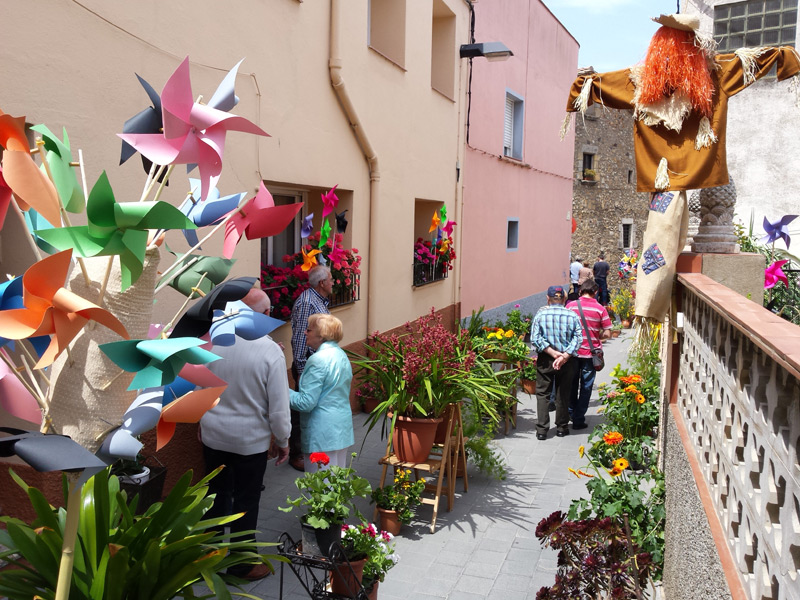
left=289, top=341, right=354, bottom=453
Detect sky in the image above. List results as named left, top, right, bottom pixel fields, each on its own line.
left=543, top=0, right=684, bottom=72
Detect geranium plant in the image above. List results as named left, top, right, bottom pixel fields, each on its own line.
left=280, top=452, right=371, bottom=529
left=412, top=234, right=456, bottom=286
left=370, top=468, right=426, bottom=524
left=339, top=522, right=398, bottom=586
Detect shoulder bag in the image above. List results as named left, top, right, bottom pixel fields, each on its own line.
left=576, top=298, right=605, bottom=371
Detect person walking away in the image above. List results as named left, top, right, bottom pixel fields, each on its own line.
left=289, top=265, right=334, bottom=471
left=530, top=285, right=582, bottom=440
left=569, top=256, right=583, bottom=297
left=566, top=280, right=612, bottom=430
left=593, top=252, right=611, bottom=306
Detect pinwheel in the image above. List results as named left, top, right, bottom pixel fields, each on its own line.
left=301, top=213, right=315, bottom=238
left=162, top=254, right=237, bottom=298
left=321, top=185, right=339, bottom=218
left=335, top=209, right=348, bottom=234
left=0, top=277, right=50, bottom=357
left=429, top=210, right=441, bottom=233
left=119, top=74, right=163, bottom=171
left=327, top=243, right=348, bottom=266
left=0, top=427, right=107, bottom=472
left=170, top=276, right=258, bottom=338
left=30, top=124, right=85, bottom=213
left=0, top=110, right=60, bottom=227
left=209, top=300, right=286, bottom=346
left=319, top=217, right=332, bottom=248
left=97, top=390, right=163, bottom=462
left=23, top=208, right=60, bottom=255
left=441, top=219, right=457, bottom=236
left=181, top=178, right=246, bottom=247
left=301, top=247, right=321, bottom=271
left=0, top=250, right=128, bottom=368
left=118, top=57, right=270, bottom=202
left=99, top=337, right=220, bottom=391
left=765, top=260, right=789, bottom=289
left=0, top=354, right=42, bottom=424
left=157, top=385, right=224, bottom=450
left=222, top=182, right=303, bottom=259
left=761, top=214, right=797, bottom=248
left=36, top=171, right=195, bottom=290
left=0, top=165, right=12, bottom=228
left=440, top=205, right=447, bottom=222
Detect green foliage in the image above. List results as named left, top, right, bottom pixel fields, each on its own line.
left=494, top=306, right=533, bottom=338
left=518, top=358, right=538, bottom=381
left=609, top=288, right=634, bottom=321
left=0, top=467, right=281, bottom=600
left=462, top=405, right=507, bottom=480
left=370, top=468, right=425, bottom=524
left=280, top=453, right=371, bottom=529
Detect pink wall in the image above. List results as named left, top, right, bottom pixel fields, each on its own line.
left=460, top=0, right=578, bottom=314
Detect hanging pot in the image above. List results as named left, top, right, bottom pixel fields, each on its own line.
left=377, top=508, right=402, bottom=535
left=330, top=556, right=367, bottom=597
left=393, top=415, right=443, bottom=463
left=300, top=518, right=341, bottom=557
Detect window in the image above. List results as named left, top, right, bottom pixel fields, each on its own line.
left=628, top=169, right=634, bottom=184
left=261, top=190, right=304, bottom=266
left=368, top=0, right=406, bottom=67
left=582, top=153, right=596, bottom=180
left=503, top=90, right=524, bottom=159
left=714, top=0, right=797, bottom=52
left=431, top=0, right=456, bottom=98
left=413, top=199, right=450, bottom=286
left=507, top=219, right=519, bottom=251
left=618, top=219, right=636, bottom=249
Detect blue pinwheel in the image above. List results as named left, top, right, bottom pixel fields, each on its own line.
left=761, top=214, right=798, bottom=248
left=0, top=276, right=49, bottom=357
left=181, top=178, right=246, bottom=247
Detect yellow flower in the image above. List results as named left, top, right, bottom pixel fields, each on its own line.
left=568, top=467, right=580, bottom=478
left=635, top=393, right=645, bottom=404
left=504, top=329, right=514, bottom=338
left=624, top=385, right=639, bottom=394
left=613, top=458, right=629, bottom=471
left=578, top=445, right=585, bottom=458
left=597, top=406, right=605, bottom=414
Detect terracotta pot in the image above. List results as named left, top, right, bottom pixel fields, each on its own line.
left=433, top=404, right=456, bottom=445
left=393, top=415, right=443, bottom=463
left=330, top=556, right=367, bottom=597
left=378, top=508, right=402, bottom=535
left=621, top=319, right=632, bottom=329
left=365, top=580, right=379, bottom=600
left=300, top=519, right=341, bottom=557
left=362, top=397, right=380, bottom=414
left=611, top=330, right=621, bottom=338
left=520, top=378, right=536, bottom=395
left=484, top=350, right=509, bottom=361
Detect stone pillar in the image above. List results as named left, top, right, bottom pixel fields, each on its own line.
left=690, top=178, right=739, bottom=254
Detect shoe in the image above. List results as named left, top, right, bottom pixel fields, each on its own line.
left=234, top=563, right=272, bottom=581
left=537, top=433, right=547, bottom=440
left=289, top=456, right=305, bottom=472
left=573, top=423, right=589, bottom=430
left=548, top=403, right=556, bottom=412
left=556, top=430, right=569, bottom=437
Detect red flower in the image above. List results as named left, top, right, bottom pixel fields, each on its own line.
left=309, top=452, right=330, bottom=465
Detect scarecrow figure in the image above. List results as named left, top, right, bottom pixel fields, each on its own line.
left=563, top=13, right=800, bottom=326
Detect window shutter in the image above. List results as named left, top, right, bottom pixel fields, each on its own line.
left=504, top=95, right=514, bottom=155
left=617, top=223, right=624, bottom=249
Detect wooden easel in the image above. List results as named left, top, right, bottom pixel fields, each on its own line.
left=376, top=403, right=467, bottom=533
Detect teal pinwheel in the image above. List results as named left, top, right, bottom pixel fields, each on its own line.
left=99, top=337, right=220, bottom=391
left=36, top=171, right=195, bottom=290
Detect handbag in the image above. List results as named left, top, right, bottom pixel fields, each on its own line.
left=576, top=298, right=605, bottom=371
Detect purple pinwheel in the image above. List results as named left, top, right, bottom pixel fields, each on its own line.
left=301, top=213, right=315, bottom=238
left=182, top=178, right=245, bottom=247
left=761, top=214, right=797, bottom=248
left=118, top=57, right=270, bottom=202
left=765, top=260, right=789, bottom=289
left=321, top=185, right=339, bottom=218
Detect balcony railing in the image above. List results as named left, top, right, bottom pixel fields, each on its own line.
left=328, top=283, right=360, bottom=309
left=413, top=260, right=449, bottom=287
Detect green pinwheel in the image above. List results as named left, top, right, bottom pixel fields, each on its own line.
left=161, top=252, right=236, bottom=297
left=36, top=171, right=195, bottom=290
left=30, top=124, right=85, bottom=213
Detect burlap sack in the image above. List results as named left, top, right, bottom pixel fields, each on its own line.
left=47, top=248, right=160, bottom=453
left=634, top=191, right=689, bottom=321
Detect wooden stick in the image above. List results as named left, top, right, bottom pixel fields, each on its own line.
left=19, top=340, right=50, bottom=387
left=140, top=163, right=168, bottom=203
left=77, top=149, right=89, bottom=201
left=11, top=197, right=43, bottom=261
left=95, top=256, right=115, bottom=307
left=19, top=353, right=56, bottom=433
left=160, top=273, right=207, bottom=337
left=54, top=472, right=81, bottom=600
left=151, top=164, right=174, bottom=204
left=138, top=162, right=158, bottom=203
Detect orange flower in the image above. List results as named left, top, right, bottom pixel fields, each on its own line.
left=608, top=467, right=623, bottom=477
left=568, top=467, right=580, bottom=478
left=619, top=374, right=642, bottom=385
left=613, top=458, right=629, bottom=471
left=603, top=431, right=624, bottom=446
left=577, top=470, right=595, bottom=478
left=635, top=393, right=646, bottom=404
left=624, top=385, right=639, bottom=394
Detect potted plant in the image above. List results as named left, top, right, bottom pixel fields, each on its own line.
left=497, top=304, right=534, bottom=343
left=332, top=521, right=398, bottom=598
left=610, top=287, right=635, bottom=326
left=610, top=322, right=623, bottom=338
left=348, top=309, right=506, bottom=463
left=356, top=380, right=382, bottom=414
left=518, top=357, right=537, bottom=395
left=474, top=326, right=530, bottom=364
left=109, top=452, right=168, bottom=514
left=370, top=468, right=426, bottom=534
left=582, top=168, right=597, bottom=181
left=280, top=452, right=372, bottom=557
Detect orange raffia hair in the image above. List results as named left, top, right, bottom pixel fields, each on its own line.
left=638, top=26, right=715, bottom=118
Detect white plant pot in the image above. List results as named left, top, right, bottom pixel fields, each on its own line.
left=119, top=465, right=150, bottom=485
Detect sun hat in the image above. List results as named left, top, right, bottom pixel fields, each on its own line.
left=652, top=13, right=700, bottom=33
left=547, top=285, right=565, bottom=298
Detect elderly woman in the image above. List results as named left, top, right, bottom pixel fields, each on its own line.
left=289, top=313, right=354, bottom=470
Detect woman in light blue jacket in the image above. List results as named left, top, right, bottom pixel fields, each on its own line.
left=289, top=313, right=354, bottom=470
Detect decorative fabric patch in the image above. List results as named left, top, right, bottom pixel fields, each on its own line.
left=642, top=243, right=667, bottom=274
left=649, top=192, right=674, bottom=213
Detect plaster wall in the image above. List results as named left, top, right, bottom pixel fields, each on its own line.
left=460, top=0, right=578, bottom=315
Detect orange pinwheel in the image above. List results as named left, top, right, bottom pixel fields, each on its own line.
left=0, top=250, right=129, bottom=368
left=156, top=385, right=225, bottom=450
left=429, top=210, right=441, bottom=233
left=0, top=110, right=61, bottom=227
left=301, top=247, right=321, bottom=272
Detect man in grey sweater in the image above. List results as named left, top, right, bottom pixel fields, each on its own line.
left=200, top=289, right=291, bottom=581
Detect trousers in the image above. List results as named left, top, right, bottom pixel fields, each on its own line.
left=569, top=357, right=596, bottom=426
left=535, top=352, right=577, bottom=434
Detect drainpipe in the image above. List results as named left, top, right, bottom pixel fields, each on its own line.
left=329, top=0, right=380, bottom=336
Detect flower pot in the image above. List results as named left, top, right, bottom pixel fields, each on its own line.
left=610, top=330, right=621, bottom=339
left=393, top=415, right=443, bottom=463
left=300, top=519, right=341, bottom=557
left=377, top=508, right=402, bottom=535
left=365, top=580, right=379, bottom=600
left=118, top=465, right=150, bottom=485
left=433, top=404, right=456, bottom=445
left=330, top=556, right=367, bottom=597
left=118, top=466, right=167, bottom=515
left=362, top=397, right=380, bottom=414
left=520, top=378, right=536, bottom=395
left=484, top=350, right=509, bottom=361
left=621, top=319, right=632, bottom=329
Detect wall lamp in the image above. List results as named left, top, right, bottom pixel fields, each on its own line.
left=459, top=42, right=513, bottom=61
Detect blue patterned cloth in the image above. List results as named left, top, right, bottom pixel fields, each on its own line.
left=642, top=243, right=666, bottom=274
left=649, top=192, right=674, bottom=214
left=531, top=305, right=582, bottom=356
left=290, top=287, right=330, bottom=374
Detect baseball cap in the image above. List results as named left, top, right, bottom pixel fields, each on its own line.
left=547, top=285, right=565, bottom=298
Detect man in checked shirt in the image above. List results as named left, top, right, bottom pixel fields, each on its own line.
left=289, top=265, right=334, bottom=471
left=531, top=285, right=582, bottom=441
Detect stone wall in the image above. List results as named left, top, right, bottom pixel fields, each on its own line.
left=570, top=103, right=649, bottom=300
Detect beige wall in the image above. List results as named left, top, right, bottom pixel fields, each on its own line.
left=1, top=0, right=469, bottom=357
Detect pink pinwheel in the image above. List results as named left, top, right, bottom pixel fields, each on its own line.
left=441, top=220, right=457, bottom=236
left=327, top=243, right=348, bottom=267
left=761, top=215, right=798, bottom=248
left=118, top=57, right=270, bottom=202
left=765, top=260, right=789, bottom=289
left=321, top=185, right=339, bottom=218
left=223, top=182, right=303, bottom=258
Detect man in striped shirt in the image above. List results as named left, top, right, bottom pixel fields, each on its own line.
left=531, top=285, right=582, bottom=440
left=566, top=280, right=612, bottom=430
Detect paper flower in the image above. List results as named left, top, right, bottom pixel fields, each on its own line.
left=222, top=182, right=303, bottom=259
left=0, top=110, right=60, bottom=227
left=0, top=250, right=129, bottom=368
left=0, top=165, right=12, bottom=228
left=440, top=205, right=447, bottom=222
left=335, top=209, right=348, bottom=234
left=319, top=217, right=332, bottom=248
left=36, top=171, right=195, bottom=290
left=170, top=276, right=258, bottom=339
left=30, top=124, right=85, bottom=213
left=0, top=428, right=107, bottom=472
left=765, top=260, right=789, bottom=289
left=302, top=247, right=321, bottom=271
left=161, top=253, right=237, bottom=298
left=181, top=179, right=245, bottom=247
left=209, top=300, right=286, bottom=346
left=99, top=337, right=220, bottom=391
left=429, top=211, right=440, bottom=233
left=761, top=214, right=797, bottom=248
left=301, top=213, right=315, bottom=238
left=441, top=220, right=456, bottom=236
left=23, top=208, right=60, bottom=255
left=117, top=57, right=270, bottom=202
left=321, top=185, right=339, bottom=218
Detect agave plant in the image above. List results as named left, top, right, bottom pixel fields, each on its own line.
left=0, top=467, right=283, bottom=600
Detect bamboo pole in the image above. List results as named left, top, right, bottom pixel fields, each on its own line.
left=54, top=472, right=82, bottom=600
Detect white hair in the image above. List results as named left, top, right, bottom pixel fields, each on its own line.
left=308, top=265, right=331, bottom=287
